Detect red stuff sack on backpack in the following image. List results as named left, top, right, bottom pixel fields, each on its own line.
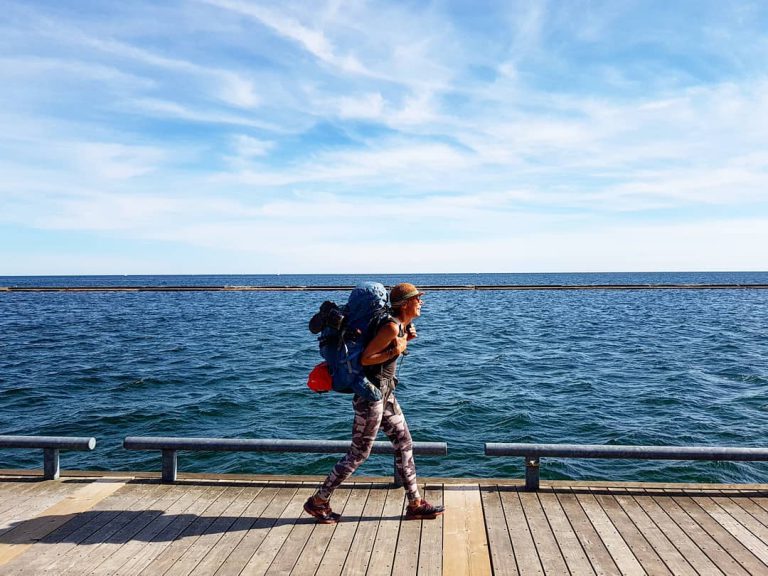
left=307, top=362, right=333, bottom=393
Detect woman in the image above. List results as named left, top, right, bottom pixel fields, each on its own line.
left=304, top=282, right=445, bottom=523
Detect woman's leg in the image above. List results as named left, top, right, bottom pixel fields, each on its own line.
left=316, top=396, right=384, bottom=500
left=379, top=395, right=420, bottom=503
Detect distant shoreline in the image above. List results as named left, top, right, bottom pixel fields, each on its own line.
left=3, top=283, right=768, bottom=292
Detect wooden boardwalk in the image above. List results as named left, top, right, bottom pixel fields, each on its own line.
left=0, top=473, right=767, bottom=575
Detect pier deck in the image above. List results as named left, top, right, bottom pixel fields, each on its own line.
left=0, top=472, right=767, bottom=575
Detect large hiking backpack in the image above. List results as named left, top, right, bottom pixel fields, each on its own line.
left=307, top=282, right=389, bottom=398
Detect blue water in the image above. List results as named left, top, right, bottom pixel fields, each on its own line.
left=1, top=272, right=767, bottom=484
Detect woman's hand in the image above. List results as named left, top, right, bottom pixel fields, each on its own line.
left=406, top=323, right=417, bottom=341
left=394, top=335, right=408, bottom=354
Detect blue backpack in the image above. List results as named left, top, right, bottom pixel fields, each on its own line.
left=308, top=282, right=389, bottom=400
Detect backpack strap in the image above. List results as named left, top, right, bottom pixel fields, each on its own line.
left=377, top=314, right=404, bottom=336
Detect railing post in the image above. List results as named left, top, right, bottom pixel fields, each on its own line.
left=525, top=456, right=540, bottom=491
left=162, top=449, right=177, bottom=483
left=43, top=448, right=60, bottom=480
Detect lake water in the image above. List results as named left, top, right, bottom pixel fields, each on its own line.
left=1, top=272, right=767, bottom=484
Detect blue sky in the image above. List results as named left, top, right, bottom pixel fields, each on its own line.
left=1, top=0, right=767, bottom=274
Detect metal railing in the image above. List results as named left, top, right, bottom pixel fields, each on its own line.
left=0, top=435, right=97, bottom=480
left=124, top=436, right=448, bottom=483
left=485, top=442, right=768, bottom=490
left=8, top=435, right=765, bottom=488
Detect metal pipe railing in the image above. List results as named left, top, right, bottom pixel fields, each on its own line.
left=485, top=442, right=768, bottom=491
left=124, top=436, right=448, bottom=483
left=0, top=435, right=97, bottom=480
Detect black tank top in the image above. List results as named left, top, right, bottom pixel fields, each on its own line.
left=363, top=317, right=404, bottom=386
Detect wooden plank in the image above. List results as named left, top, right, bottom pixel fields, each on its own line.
left=265, top=484, right=332, bottom=575
left=464, top=484, right=493, bottom=576
left=0, top=481, right=58, bottom=513
left=555, top=488, right=620, bottom=576
left=479, top=486, right=518, bottom=576
left=7, top=476, right=768, bottom=576
left=96, top=484, right=212, bottom=575
left=0, top=479, right=127, bottom=568
left=743, top=489, right=768, bottom=512
left=160, top=485, right=256, bottom=576
left=538, top=487, right=594, bottom=576
left=1, top=482, right=146, bottom=576
left=116, top=483, right=229, bottom=576
left=0, top=486, right=46, bottom=524
left=443, top=484, right=492, bottom=576
left=0, top=479, right=67, bottom=502
left=0, top=480, right=45, bottom=493
left=610, top=488, right=696, bottom=576
left=33, top=482, right=169, bottom=575
left=496, top=487, right=542, bottom=576
left=651, top=489, right=751, bottom=576
left=631, top=488, right=724, bottom=575
left=94, top=484, right=214, bottom=576
left=56, top=482, right=183, bottom=575
left=363, top=486, right=405, bottom=576
left=575, top=488, right=644, bottom=576
left=186, top=483, right=270, bottom=576
left=211, top=483, right=298, bottom=575
left=289, top=487, right=352, bottom=576
left=668, top=490, right=767, bottom=575
left=0, top=480, right=78, bottom=534
left=239, top=485, right=317, bottom=576
left=30, top=481, right=134, bottom=543
left=315, top=484, right=372, bottom=576
left=723, top=492, right=768, bottom=539
left=392, top=493, right=421, bottom=576
left=338, top=483, right=389, bottom=576
left=125, top=483, right=232, bottom=576
left=416, top=484, right=443, bottom=576
left=589, top=488, right=670, bottom=575
left=689, top=492, right=768, bottom=567
left=733, top=491, right=768, bottom=527
left=519, top=489, right=568, bottom=575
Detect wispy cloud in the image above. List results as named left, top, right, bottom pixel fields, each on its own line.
left=200, top=0, right=368, bottom=75
left=1, top=0, right=767, bottom=273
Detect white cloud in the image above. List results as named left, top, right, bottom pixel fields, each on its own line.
left=389, top=90, right=439, bottom=126
left=127, top=99, right=279, bottom=130
left=216, top=140, right=473, bottom=188
left=2, top=0, right=768, bottom=273
left=128, top=215, right=768, bottom=273
left=0, top=56, right=156, bottom=89
left=337, top=93, right=385, bottom=119
left=217, top=74, right=260, bottom=108
left=232, top=135, right=274, bottom=158
left=69, top=142, right=166, bottom=180
left=201, top=0, right=368, bottom=74
left=3, top=12, right=261, bottom=111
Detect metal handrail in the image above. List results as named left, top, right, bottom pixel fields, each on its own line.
left=485, top=442, right=768, bottom=490
left=124, top=436, right=448, bottom=483
left=0, top=435, right=97, bottom=480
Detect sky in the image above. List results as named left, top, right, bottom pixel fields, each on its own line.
left=1, top=0, right=767, bottom=275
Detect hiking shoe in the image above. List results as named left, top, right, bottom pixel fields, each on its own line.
left=304, top=496, right=341, bottom=524
left=405, top=499, right=445, bottom=520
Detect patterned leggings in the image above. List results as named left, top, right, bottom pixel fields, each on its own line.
left=317, top=393, right=421, bottom=502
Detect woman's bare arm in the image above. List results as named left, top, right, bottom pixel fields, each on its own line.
left=361, top=321, right=406, bottom=366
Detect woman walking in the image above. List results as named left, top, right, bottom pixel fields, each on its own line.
left=304, top=282, right=445, bottom=523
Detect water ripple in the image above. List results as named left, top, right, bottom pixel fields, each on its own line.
left=1, top=273, right=767, bottom=483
